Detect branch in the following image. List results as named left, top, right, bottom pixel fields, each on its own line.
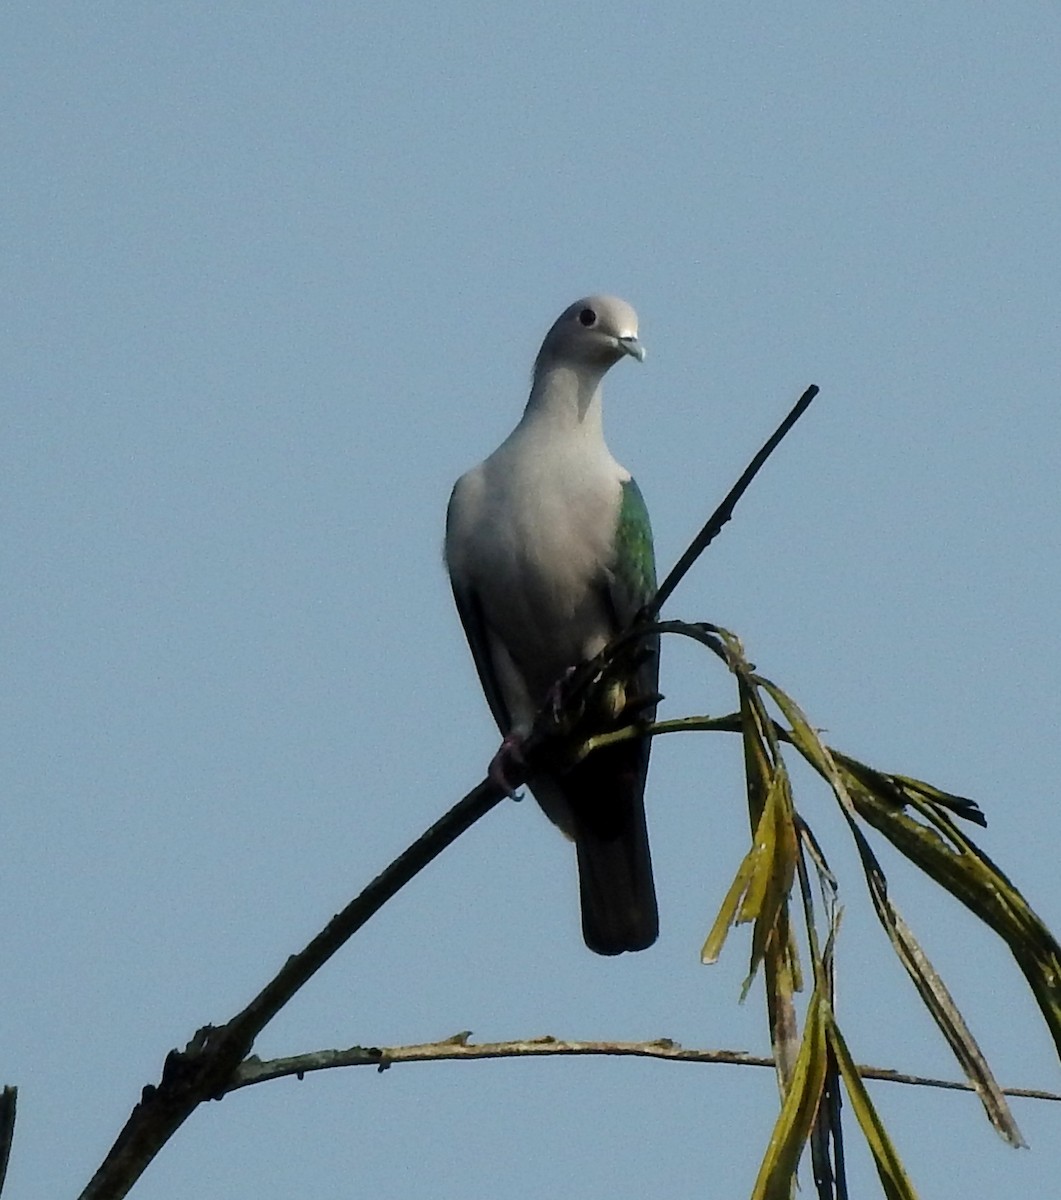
left=0, top=1087, right=16, bottom=1198
left=78, top=775, right=513, bottom=1200
left=224, top=1034, right=1061, bottom=1104
left=582, top=701, right=985, bottom=826
left=649, top=384, right=819, bottom=613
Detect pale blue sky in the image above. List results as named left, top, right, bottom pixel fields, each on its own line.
left=3, top=4, right=1060, bottom=1197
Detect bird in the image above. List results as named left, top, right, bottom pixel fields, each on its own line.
left=445, top=294, right=659, bottom=955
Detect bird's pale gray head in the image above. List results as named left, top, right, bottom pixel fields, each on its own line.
left=534, top=295, right=645, bottom=377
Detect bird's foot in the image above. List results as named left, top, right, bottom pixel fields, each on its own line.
left=488, top=733, right=526, bottom=800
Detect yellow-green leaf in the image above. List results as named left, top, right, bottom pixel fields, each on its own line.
left=750, top=987, right=830, bottom=1200
left=702, top=853, right=757, bottom=964
left=828, top=1015, right=920, bottom=1200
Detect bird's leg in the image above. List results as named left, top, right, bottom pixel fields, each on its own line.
left=488, top=733, right=526, bottom=800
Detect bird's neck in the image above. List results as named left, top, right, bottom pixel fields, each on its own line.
left=519, top=363, right=607, bottom=443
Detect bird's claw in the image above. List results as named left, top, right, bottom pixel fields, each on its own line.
left=489, top=733, right=526, bottom=799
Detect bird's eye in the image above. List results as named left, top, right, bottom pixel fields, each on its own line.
left=578, top=307, right=597, bottom=327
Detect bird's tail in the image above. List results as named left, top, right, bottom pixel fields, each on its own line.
left=568, top=741, right=658, bottom=955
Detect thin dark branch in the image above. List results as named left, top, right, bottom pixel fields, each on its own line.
left=0, top=1087, right=17, bottom=1198
left=229, top=783, right=508, bottom=1036
left=78, top=776, right=512, bottom=1200
left=223, top=1034, right=1061, bottom=1104
left=649, top=385, right=819, bottom=613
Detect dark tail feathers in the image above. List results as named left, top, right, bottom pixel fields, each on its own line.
left=568, top=740, right=658, bottom=955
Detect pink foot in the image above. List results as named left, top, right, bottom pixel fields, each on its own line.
left=489, top=733, right=526, bottom=799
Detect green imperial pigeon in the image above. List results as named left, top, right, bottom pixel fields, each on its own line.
left=445, top=295, right=659, bottom=955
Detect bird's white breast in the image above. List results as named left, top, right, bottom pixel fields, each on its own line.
left=447, top=422, right=626, bottom=713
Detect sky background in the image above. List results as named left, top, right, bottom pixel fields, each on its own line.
left=3, top=4, right=1060, bottom=1197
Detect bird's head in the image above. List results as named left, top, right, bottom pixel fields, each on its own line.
left=534, top=295, right=645, bottom=376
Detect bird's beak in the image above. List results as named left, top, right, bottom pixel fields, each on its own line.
left=617, top=335, right=646, bottom=362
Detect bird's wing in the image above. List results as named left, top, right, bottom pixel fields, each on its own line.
left=445, top=476, right=517, bottom=736
left=600, top=476, right=658, bottom=704
left=449, top=579, right=513, bottom=735
left=606, top=476, right=656, bottom=624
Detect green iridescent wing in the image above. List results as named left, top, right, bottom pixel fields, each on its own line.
left=597, top=476, right=658, bottom=716
left=610, top=477, right=656, bottom=623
